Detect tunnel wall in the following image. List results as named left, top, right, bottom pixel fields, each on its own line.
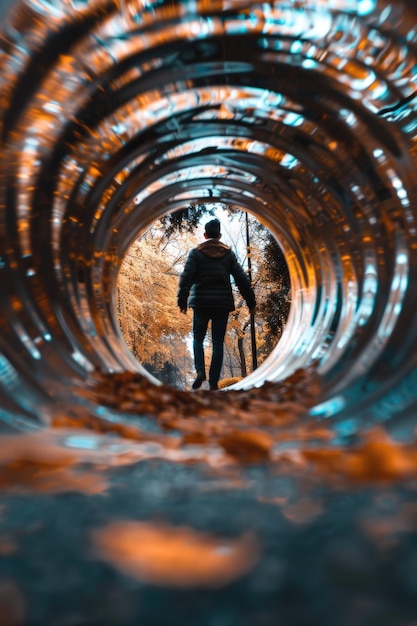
left=0, top=0, right=417, bottom=433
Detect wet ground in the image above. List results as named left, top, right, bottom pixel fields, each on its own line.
left=1, top=370, right=417, bottom=625
left=2, top=458, right=417, bottom=625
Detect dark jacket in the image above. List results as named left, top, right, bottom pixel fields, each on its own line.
left=177, top=239, right=256, bottom=312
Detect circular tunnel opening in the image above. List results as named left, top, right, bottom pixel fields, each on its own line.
left=115, top=205, right=291, bottom=390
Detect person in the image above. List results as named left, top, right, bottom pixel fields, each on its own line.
left=177, top=218, right=256, bottom=390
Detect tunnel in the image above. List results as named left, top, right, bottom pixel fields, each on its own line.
left=1, top=0, right=417, bottom=624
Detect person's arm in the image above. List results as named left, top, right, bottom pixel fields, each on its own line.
left=177, top=250, right=197, bottom=313
left=230, top=252, right=256, bottom=311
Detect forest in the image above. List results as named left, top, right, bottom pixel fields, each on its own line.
left=116, top=204, right=291, bottom=389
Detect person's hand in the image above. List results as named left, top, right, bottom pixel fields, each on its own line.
left=180, top=306, right=187, bottom=314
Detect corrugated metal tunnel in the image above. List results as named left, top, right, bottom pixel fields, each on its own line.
left=1, top=0, right=417, bottom=436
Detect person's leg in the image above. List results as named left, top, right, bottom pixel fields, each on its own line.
left=209, top=310, right=229, bottom=390
left=192, top=308, right=210, bottom=389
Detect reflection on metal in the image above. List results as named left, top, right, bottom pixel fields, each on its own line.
left=0, top=0, right=417, bottom=432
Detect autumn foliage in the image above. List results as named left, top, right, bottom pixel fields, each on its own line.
left=116, top=211, right=292, bottom=388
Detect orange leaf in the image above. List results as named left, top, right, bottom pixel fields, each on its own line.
left=218, top=430, right=273, bottom=463
left=0, top=579, right=25, bottom=626
left=92, top=521, right=259, bottom=588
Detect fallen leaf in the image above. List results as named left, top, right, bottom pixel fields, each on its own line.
left=0, top=579, right=25, bottom=626
left=92, top=521, right=259, bottom=588
left=218, top=430, right=273, bottom=463
left=0, top=433, right=107, bottom=494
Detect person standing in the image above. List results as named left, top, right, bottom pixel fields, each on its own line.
left=177, top=218, right=256, bottom=390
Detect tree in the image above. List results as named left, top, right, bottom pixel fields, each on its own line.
left=256, top=231, right=291, bottom=353
left=159, top=203, right=214, bottom=237
left=116, top=228, right=194, bottom=388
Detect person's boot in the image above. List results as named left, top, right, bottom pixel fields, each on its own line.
left=192, top=370, right=206, bottom=390
left=209, top=381, right=218, bottom=391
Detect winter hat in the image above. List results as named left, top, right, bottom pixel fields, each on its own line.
left=204, top=219, right=221, bottom=238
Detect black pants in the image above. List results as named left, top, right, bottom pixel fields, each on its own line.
left=192, top=307, right=229, bottom=386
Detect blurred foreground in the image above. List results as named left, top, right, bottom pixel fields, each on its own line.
left=0, top=368, right=417, bottom=625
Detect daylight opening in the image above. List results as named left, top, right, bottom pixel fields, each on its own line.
left=116, top=205, right=291, bottom=390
